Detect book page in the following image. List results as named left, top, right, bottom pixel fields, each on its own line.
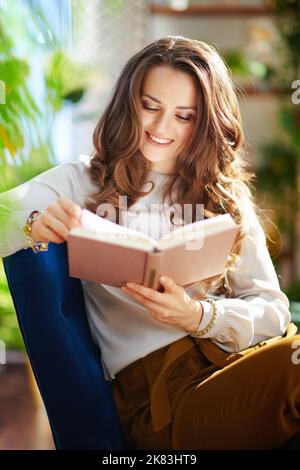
left=156, top=213, right=236, bottom=251
left=70, top=209, right=157, bottom=251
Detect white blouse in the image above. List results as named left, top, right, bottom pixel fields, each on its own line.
left=0, top=155, right=291, bottom=380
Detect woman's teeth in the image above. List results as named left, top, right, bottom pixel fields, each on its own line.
left=147, top=132, right=173, bottom=145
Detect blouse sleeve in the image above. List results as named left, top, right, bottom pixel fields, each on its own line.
left=0, top=156, right=97, bottom=258
left=194, top=210, right=291, bottom=353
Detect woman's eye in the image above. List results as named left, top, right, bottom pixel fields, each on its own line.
left=143, top=105, right=157, bottom=111
left=177, top=115, right=192, bottom=121
left=143, top=104, right=192, bottom=122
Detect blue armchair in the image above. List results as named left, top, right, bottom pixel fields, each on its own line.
left=2, top=242, right=128, bottom=450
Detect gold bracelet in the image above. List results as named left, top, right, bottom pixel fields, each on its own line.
left=187, top=298, right=218, bottom=337
left=23, top=210, right=49, bottom=254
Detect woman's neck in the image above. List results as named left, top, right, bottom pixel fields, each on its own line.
left=150, top=161, right=177, bottom=176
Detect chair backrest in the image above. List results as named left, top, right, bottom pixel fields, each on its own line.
left=2, top=242, right=127, bottom=450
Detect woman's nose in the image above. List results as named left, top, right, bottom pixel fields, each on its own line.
left=152, top=113, right=173, bottom=135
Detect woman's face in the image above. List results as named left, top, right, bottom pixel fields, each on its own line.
left=138, top=65, right=198, bottom=174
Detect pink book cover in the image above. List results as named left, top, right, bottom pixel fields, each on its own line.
left=67, top=209, right=239, bottom=290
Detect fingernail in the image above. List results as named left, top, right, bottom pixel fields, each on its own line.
left=73, top=208, right=81, bottom=217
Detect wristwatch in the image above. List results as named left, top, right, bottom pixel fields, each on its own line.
left=23, top=210, right=49, bottom=253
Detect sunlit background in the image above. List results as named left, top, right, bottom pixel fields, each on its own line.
left=0, top=0, right=300, bottom=449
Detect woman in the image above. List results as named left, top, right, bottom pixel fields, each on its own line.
left=1, top=36, right=299, bottom=450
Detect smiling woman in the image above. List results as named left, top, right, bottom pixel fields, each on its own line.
left=138, top=65, right=198, bottom=174
left=87, top=35, right=251, bottom=303
left=0, top=35, right=300, bottom=451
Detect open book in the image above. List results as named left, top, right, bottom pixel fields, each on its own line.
left=67, top=209, right=239, bottom=290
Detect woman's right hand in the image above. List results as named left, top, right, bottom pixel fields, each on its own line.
left=30, top=196, right=82, bottom=244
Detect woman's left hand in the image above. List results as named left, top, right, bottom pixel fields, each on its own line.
left=121, top=275, right=203, bottom=332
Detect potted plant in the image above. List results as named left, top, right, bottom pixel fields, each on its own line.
left=255, top=0, right=300, bottom=324
left=0, top=2, right=89, bottom=400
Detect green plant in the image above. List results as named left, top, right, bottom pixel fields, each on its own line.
left=285, top=280, right=300, bottom=302
left=0, top=11, right=51, bottom=350
left=0, top=15, right=54, bottom=192
left=256, top=139, right=299, bottom=250
left=255, top=0, right=300, bottom=289
left=0, top=260, right=24, bottom=350
left=272, top=0, right=300, bottom=83
left=0, top=2, right=91, bottom=192
left=223, top=49, right=272, bottom=82
left=44, top=49, right=91, bottom=110
left=284, top=278, right=300, bottom=325
left=0, top=1, right=88, bottom=351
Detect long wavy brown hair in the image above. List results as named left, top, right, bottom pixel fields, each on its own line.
left=85, top=35, right=262, bottom=299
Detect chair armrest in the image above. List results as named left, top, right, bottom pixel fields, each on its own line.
left=2, top=242, right=127, bottom=450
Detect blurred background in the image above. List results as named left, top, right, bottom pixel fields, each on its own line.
left=0, top=0, right=300, bottom=450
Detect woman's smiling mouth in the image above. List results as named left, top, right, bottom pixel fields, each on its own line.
left=145, top=131, right=174, bottom=147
